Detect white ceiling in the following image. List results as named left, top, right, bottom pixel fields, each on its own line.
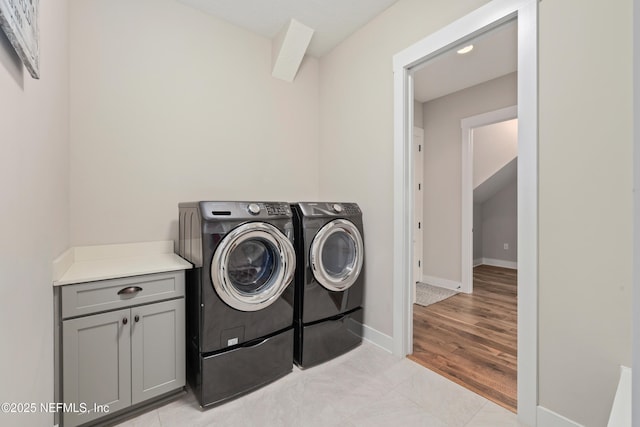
left=413, top=20, right=517, bottom=103
left=176, top=0, right=401, bottom=58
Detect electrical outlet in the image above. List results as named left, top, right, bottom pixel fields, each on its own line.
left=504, top=243, right=509, bottom=250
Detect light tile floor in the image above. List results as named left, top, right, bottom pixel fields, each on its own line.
left=116, top=342, right=526, bottom=427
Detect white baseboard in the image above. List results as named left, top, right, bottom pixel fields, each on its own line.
left=537, top=406, right=584, bottom=427
left=354, top=321, right=393, bottom=353
left=421, top=274, right=462, bottom=292
left=473, top=258, right=483, bottom=267
left=478, top=257, right=517, bottom=270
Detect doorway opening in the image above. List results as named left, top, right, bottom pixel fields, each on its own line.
left=392, top=1, right=538, bottom=425
left=463, top=106, right=518, bottom=292
left=413, top=93, right=519, bottom=411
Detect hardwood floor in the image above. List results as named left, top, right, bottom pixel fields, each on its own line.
left=408, top=265, right=517, bottom=412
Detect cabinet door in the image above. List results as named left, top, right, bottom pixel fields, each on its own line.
left=62, top=308, right=131, bottom=427
left=131, top=299, right=185, bottom=405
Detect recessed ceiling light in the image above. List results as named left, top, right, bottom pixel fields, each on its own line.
left=457, top=45, right=474, bottom=55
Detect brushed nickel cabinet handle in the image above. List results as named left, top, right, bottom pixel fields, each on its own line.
left=117, top=286, right=143, bottom=296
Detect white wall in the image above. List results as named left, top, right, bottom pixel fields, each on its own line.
left=422, top=73, right=517, bottom=284
left=69, top=0, right=320, bottom=246
left=538, top=1, right=633, bottom=425
left=0, top=1, right=69, bottom=426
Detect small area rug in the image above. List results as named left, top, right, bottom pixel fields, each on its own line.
left=415, top=282, right=459, bottom=307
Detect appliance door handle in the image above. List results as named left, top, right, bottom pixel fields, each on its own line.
left=245, top=338, right=269, bottom=349
left=117, top=286, right=143, bottom=296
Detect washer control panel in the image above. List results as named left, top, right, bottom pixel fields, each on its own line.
left=264, top=203, right=291, bottom=216
left=195, top=201, right=292, bottom=220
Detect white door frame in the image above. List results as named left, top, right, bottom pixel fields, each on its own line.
left=461, top=105, right=518, bottom=294
left=392, top=0, right=538, bottom=425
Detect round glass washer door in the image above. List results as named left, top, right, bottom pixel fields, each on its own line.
left=309, top=219, right=364, bottom=292
left=211, top=222, right=295, bottom=311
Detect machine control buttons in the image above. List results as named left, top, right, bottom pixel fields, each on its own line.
left=265, top=203, right=290, bottom=216
left=342, top=204, right=361, bottom=215
left=248, top=203, right=261, bottom=215
left=332, top=203, right=343, bottom=213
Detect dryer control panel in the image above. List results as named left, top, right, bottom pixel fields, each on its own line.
left=295, top=202, right=361, bottom=218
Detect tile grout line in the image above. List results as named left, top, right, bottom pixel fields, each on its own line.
left=462, top=400, right=489, bottom=427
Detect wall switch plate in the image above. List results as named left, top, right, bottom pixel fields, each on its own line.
left=504, top=243, right=509, bottom=250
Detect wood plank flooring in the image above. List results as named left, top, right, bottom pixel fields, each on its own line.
left=408, top=265, right=517, bottom=412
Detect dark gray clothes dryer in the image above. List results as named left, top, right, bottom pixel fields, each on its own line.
left=291, top=202, right=364, bottom=368
left=178, top=201, right=296, bottom=407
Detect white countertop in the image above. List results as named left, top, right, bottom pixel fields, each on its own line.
left=53, top=241, right=192, bottom=286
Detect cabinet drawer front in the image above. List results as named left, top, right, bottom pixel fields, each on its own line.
left=62, top=272, right=185, bottom=318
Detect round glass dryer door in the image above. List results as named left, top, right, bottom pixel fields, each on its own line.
left=309, top=219, right=364, bottom=291
left=211, top=222, right=295, bottom=311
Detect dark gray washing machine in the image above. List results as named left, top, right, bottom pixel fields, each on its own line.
left=178, top=201, right=296, bottom=407
left=291, top=202, right=365, bottom=368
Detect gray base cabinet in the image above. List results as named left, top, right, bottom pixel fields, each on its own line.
left=58, top=272, right=185, bottom=427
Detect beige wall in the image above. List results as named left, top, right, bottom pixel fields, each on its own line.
left=69, top=0, right=320, bottom=246
left=320, top=0, right=632, bottom=425
left=422, top=73, right=517, bottom=283
left=539, top=1, right=633, bottom=425
left=0, top=1, right=69, bottom=426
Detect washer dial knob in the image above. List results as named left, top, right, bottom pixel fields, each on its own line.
left=248, top=203, right=261, bottom=215
left=332, top=203, right=343, bottom=213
